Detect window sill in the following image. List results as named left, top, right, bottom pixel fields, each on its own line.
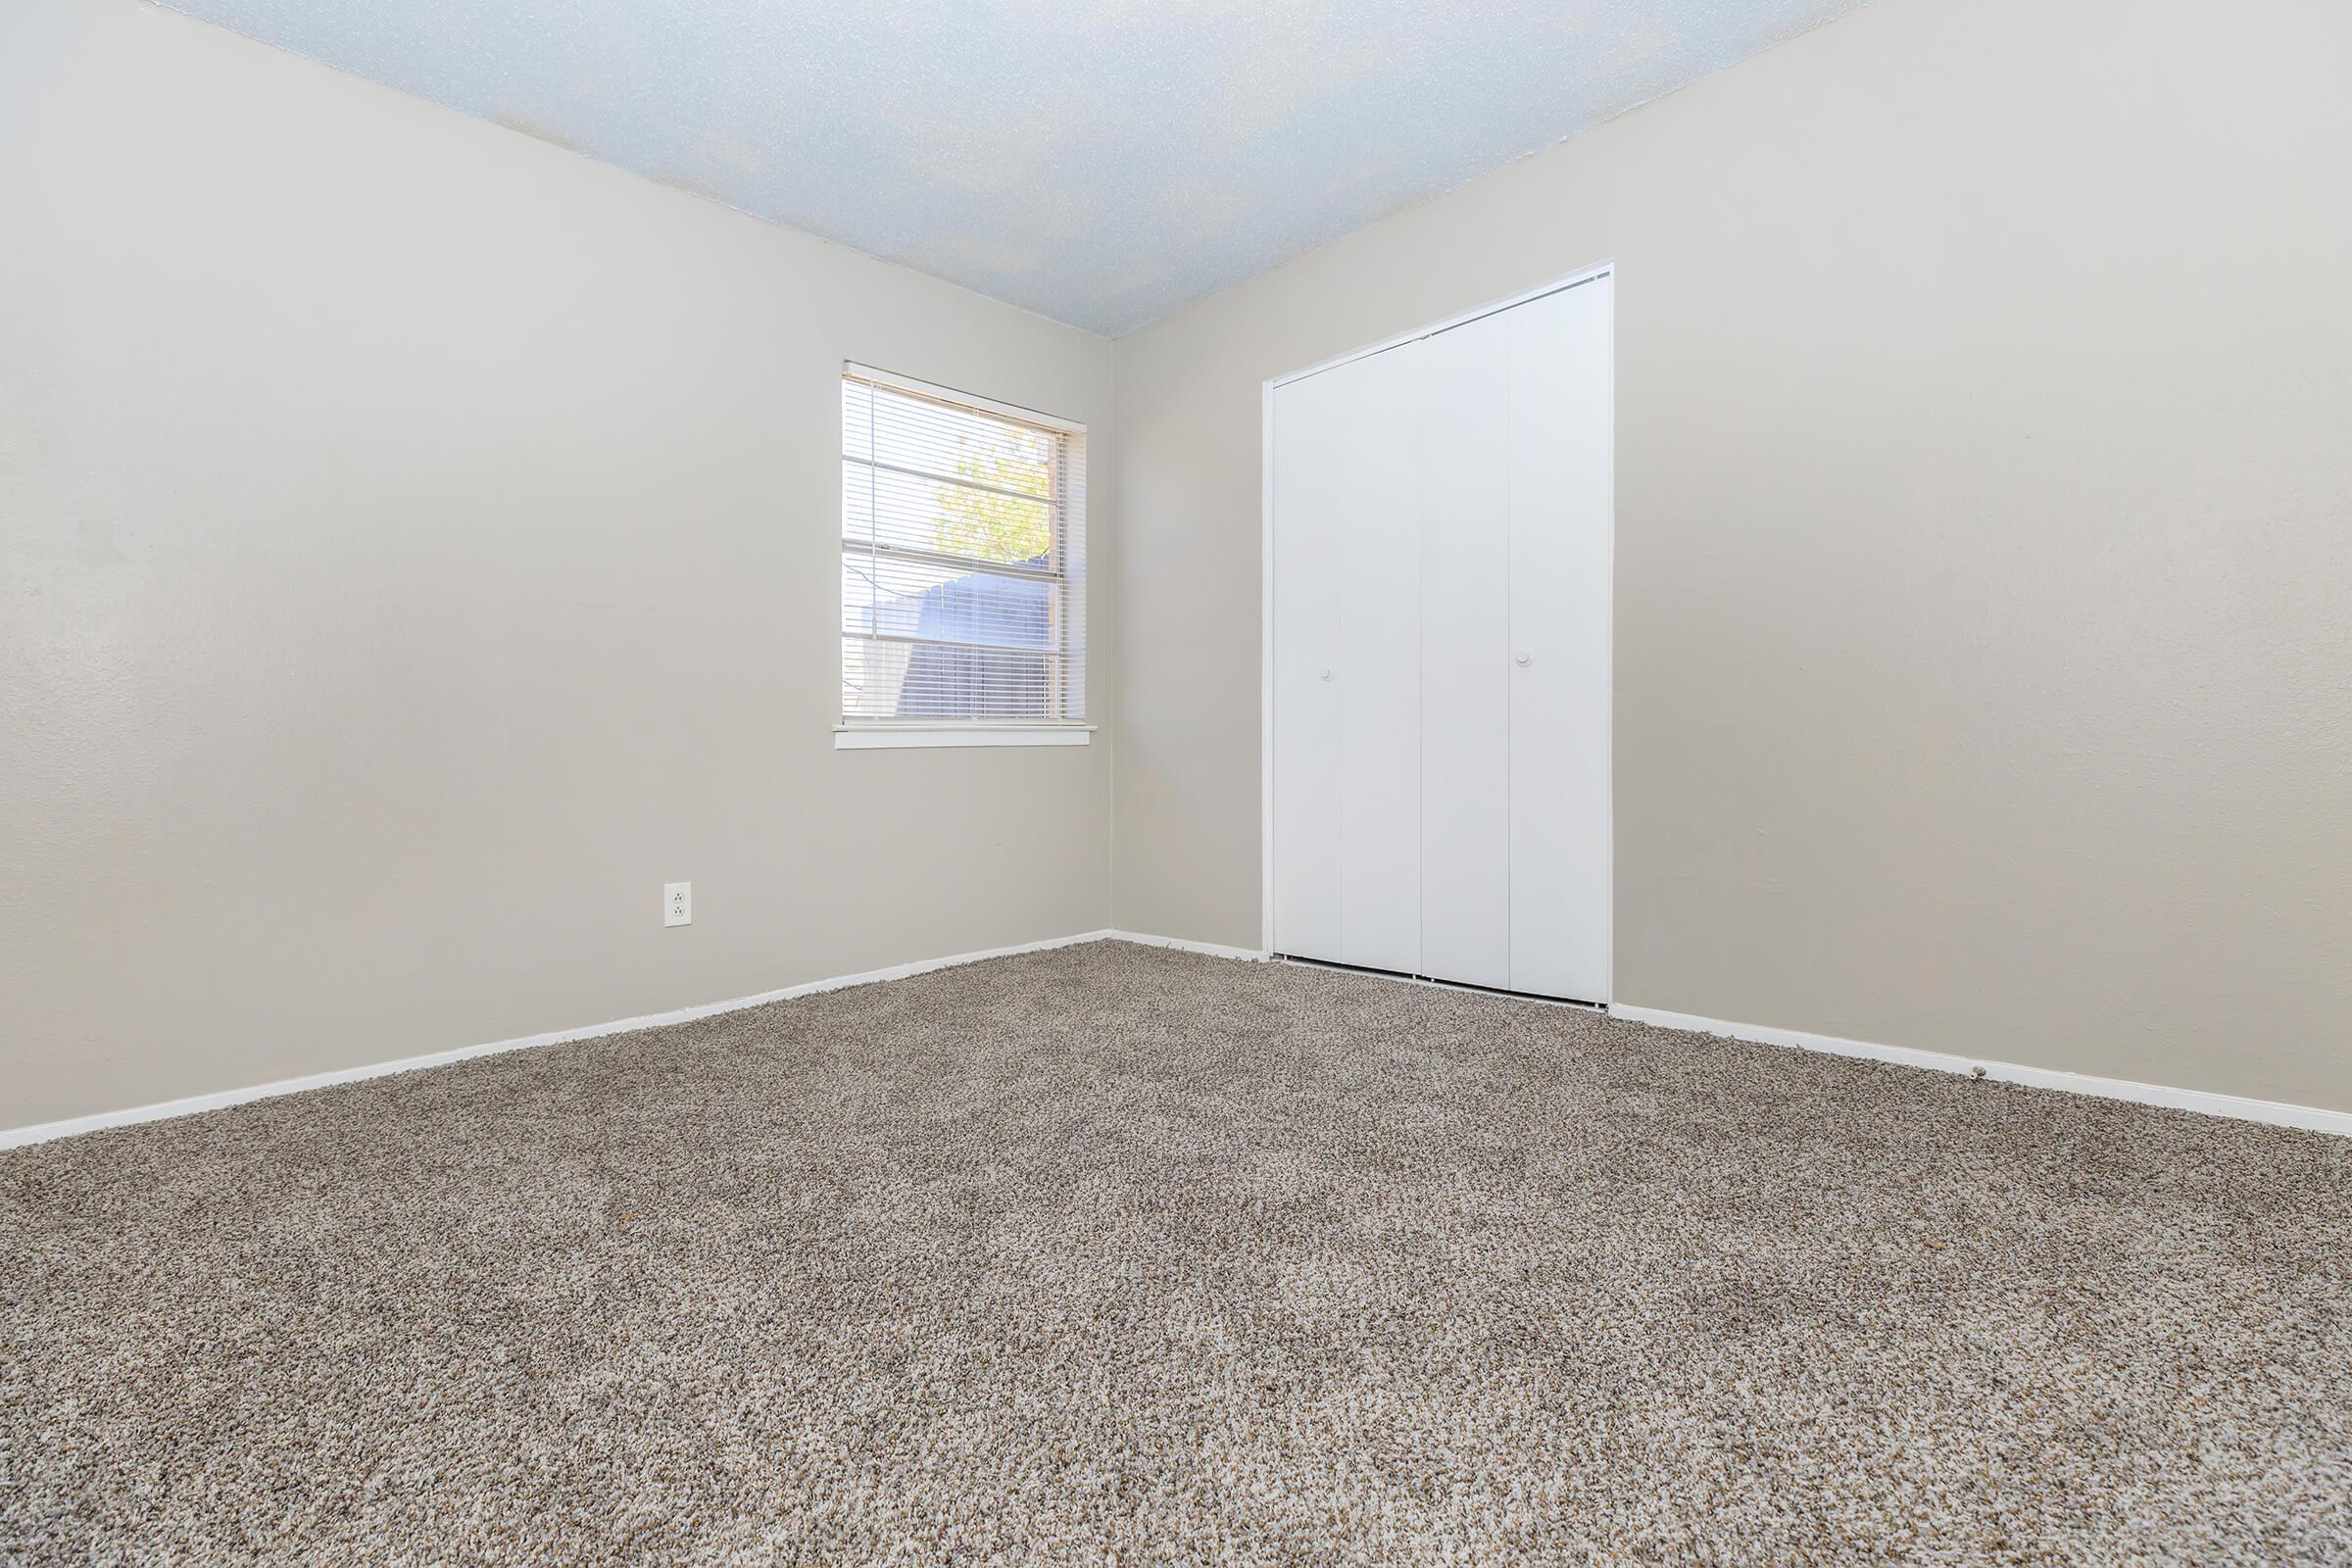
left=834, top=725, right=1094, bottom=751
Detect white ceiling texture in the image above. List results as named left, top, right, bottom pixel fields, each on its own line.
left=163, top=0, right=1871, bottom=334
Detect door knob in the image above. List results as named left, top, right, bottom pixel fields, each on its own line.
left=1320, top=666, right=1335, bottom=681
left=1514, top=650, right=1534, bottom=667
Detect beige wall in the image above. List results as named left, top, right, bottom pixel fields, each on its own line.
left=1113, top=0, right=2352, bottom=1111
left=1, top=0, right=1113, bottom=1130
left=9, top=0, right=2350, bottom=1133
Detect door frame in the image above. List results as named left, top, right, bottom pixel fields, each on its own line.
left=1259, top=259, right=1616, bottom=976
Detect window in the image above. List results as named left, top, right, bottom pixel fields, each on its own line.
left=839, top=366, right=1087, bottom=746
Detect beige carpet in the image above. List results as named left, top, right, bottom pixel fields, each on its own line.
left=4, top=941, right=2349, bottom=1565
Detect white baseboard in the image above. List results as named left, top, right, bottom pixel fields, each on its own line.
left=1103, top=929, right=1271, bottom=962
left=0, top=929, right=1121, bottom=1152
left=1610, top=1003, right=2352, bottom=1139
left=18, top=936, right=2339, bottom=1151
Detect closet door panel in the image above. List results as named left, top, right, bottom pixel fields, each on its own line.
left=1416, top=317, right=1512, bottom=991
left=1506, top=277, right=1614, bottom=1003
left=1334, top=345, right=1423, bottom=976
left=1269, top=370, right=1346, bottom=962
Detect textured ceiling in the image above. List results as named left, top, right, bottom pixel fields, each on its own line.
left=161, top=0, right=1871, bottom=335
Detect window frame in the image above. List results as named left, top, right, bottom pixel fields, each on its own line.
left=834, top=363, right=1091, bottom=750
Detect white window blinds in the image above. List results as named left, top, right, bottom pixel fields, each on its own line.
left=841, top=367, right=1087, bottom=726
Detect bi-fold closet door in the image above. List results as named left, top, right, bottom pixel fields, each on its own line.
left=1269, top=272, right=1612, bottom=1003
left=1269, top=338, right=1423, bottom=979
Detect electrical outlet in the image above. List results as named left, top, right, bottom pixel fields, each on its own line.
left=663, top=882, right=691, bottom=927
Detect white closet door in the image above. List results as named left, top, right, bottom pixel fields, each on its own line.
left=1270, top=344, right=1421, bottom=973
left=1416, top=317, right=1512, bottom=991
left=1333, top=344, right=1423, bottom=975
left=1269, top=367, right=1346, bottom=963
left=1506, top=275, right=1613, bottom=1002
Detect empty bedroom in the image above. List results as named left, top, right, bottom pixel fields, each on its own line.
left=3, top=0, right=2348, bottom=1561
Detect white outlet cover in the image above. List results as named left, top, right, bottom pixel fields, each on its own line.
left=664, top=882, right=691, bottom=927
